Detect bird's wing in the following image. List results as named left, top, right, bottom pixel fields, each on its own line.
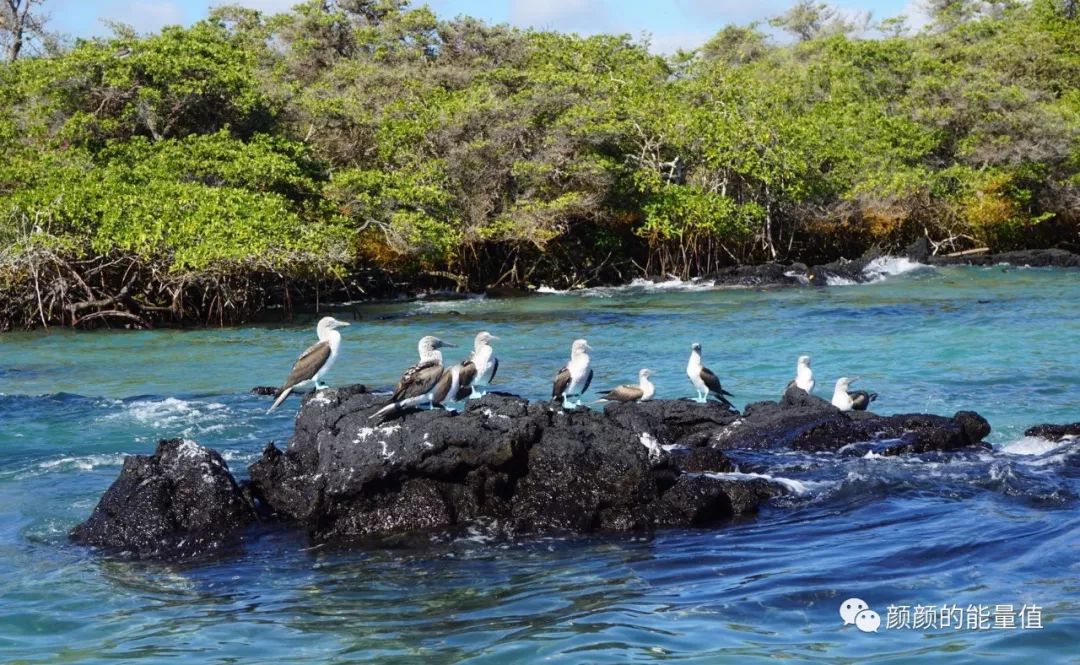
left=784, top=379, right=796, bottom=392
left=453, top=360, right=478, bottom=401
left=580, top=367, right=593, bottom=395
left=851, top=391, right=878, bottom=410
left=551, top=365, right=571, bottom=399
left=487, top=356, right=499, bottom=383
left=602, top=384, right=643, bottom=402
left=458, top=360, right=477, bottom=388
left=281, top=340, right=331, bottom=390
left=431, top=367, right=454, bottom=404
left=391, top=360, right=442, bottom=401
left=700, top=366, right=732, bottom=396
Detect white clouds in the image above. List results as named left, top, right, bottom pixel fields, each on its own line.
left=899, top=0, right=934, bottom=32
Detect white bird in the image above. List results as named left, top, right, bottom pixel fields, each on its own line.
left=598, top=368, right=655, bottom=403
left=686, top=342, right=734, bottom=407
left=552, top=339, right=593, bottom=408
left=267, top=316, right=350, bottom=413
left=786, top=355, right=815, bottom=394
left=466, top=331, right=499, bottom=398
left=370, top=335, right=454, bottom=422
left=832, top=377, right=878, bottom=412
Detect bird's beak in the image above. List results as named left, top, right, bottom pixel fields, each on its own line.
left=337, top=320, right=350, bottom=327
left=489, top=335, right=500, bottom=341
left=442, top=341, right=457, bottom=348
left=849, top=377, right=859, bottom=384
left=585, top=344, right=593, bottom=352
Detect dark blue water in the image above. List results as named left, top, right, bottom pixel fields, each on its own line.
left=1, top=261, right=1077, bottom=662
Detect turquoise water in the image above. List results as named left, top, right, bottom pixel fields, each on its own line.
left=1, top=262, right=1077, bottom=663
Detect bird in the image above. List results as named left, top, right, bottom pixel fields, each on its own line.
left=551, top=339, right=593, bottom=408
left=369, top=335, right=454, bottom=421
left=831, top=377, right=878, bottom=412
left=785, top=355, right=815, bottom=394
left=432, top=356, right=475, bottom=408
left=686, top=342, right=734, bottom=407
left=267, top=316, right=350, bottom=413
left=597, top=368, right=655, bottom=403
left=465, top=331, right=499, bottom=398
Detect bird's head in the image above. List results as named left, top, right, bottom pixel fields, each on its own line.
left=835, top=377, right=856, bottom=390
left=419, top=335, right=454, bottom=354
left=571, top=339, right=591, bottom=355
left=798, top=355, right=811, bottom=367
left=691, top=342, right=702, bottom=353
left=317, top=316, right=350, bottom=331
left=475, top=331, right=499, bottom=348
left=639, top=368, right=653, bottom=379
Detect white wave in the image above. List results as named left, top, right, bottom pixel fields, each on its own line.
left=37, top=453, right=127, bottom=472
left=826, top=256, right=930, bottom=286
left=102, top=397, right=232, bottom=438
left=537, top=277, right=719, bottom=297
left=999, top=436, right=1074, bottom=456
left=784, top=270, right=811, bottom=286
left=863, top=256, right=927, bottom=281
left=704, top=471, right=821, bottom=495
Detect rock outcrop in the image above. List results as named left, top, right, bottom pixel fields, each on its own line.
left=1024, top=422, right=1080, bottom=442
left=713, top=387, right=991, bottom=455
left=70, top=438, right=255, bottom=558
left=73, top=386, right=996, bottom=558
left=247, top=388, right=772, bottom=541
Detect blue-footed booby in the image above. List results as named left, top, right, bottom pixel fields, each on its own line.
left=370, top=335, right=453, bottom=422
left=267, top=316, right=350, bottom=413
left=786, top=355, right=815, bottom=394
left=598, top=369, right=655, bottom=403
left=467, top=331, right=499, bottom=397
left=552, top=339, right=593, bottom=408
left=686, top=342, right=734, bottom=407
left=832, top=377, right=878, bottom=412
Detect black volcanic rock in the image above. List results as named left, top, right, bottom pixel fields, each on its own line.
left=701, top=263, right=808, bottom=287
left=70, top=438, right=255, bottom=558
left=928, top=249, right=1080, bottom=268
left=712, top=387, right=990, bottom=455
left=74, top=384, right=996, bottom=558
left=1023, top=422, right=1080, bottom=442
left=247, top=389, right=773, bottom=541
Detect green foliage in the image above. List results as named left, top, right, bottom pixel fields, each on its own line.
left=0, top=0, right=1077, bottom=302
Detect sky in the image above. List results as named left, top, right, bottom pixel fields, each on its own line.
left=45, top=0, right=929, bottom=53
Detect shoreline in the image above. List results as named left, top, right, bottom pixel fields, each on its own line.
left=3, top=245, right=1078, bottom=332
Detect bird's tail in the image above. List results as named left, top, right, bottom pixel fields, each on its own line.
left=708, top=392, right=736, bottom=410
left=868, top=392, right=879, bottom=402
left=266, top=386, right=293, bottom=414
left=719, top=388, right=734, bottom=397
left=369, top=400, right=401, bottom=423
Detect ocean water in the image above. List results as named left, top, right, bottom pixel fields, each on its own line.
left=0, top=261, right=1077, bottom=663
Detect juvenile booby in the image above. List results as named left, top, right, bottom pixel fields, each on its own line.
left=551, top=339, right=593, bottom=408
left=466, top=331, right=499, bottom=398
left=785, top=355, right=815, bottom=394
left=597, top=369, right=655, bottom=403
left=686, top=342, right=734, bottom=407
left=831, top=377, right=878, bottom=412
left=370, top=335, right=453, bottom=422
left=267, top=316, right=350, bottom=413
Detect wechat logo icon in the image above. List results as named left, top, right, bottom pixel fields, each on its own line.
left=840, top=598, right=881, bottom=633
